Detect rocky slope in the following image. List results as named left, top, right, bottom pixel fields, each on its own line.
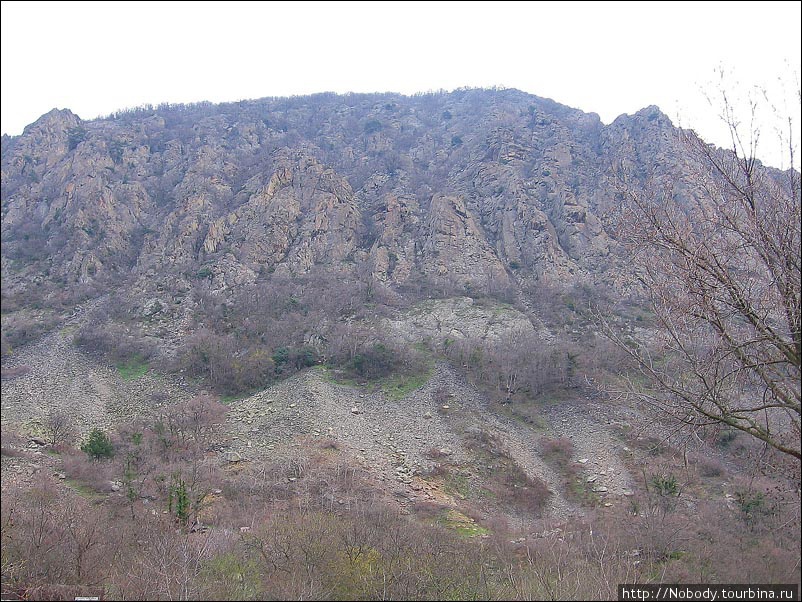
left=0, top=319, right=639, bottom=524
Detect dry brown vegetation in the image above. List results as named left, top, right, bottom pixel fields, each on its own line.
left=2, top=423, right=799, bottom=601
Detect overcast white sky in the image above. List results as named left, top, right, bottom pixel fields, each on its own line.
left=1, top=1, right=800, bottom=167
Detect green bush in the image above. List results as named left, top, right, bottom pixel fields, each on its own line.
left=81, top=429, right=114, bottom=460
left=651, top=473, right=679, bottom=497
left=350, top=343, right=395, bottom=379
left=294, top=346, right=319, bottom=369
left=273, top=346, right=319, bottom=373
left=736, top=490, right=766, bottom=525
left=169, top=476, right=190, bottom=523
left=272, top=346, right=290, bottom=366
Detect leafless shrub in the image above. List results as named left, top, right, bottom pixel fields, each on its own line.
left=540, top=437, right=574, bottom=467
left=61, top=448, right=114, bottom=492
left=318, top=438, right=341, bottom=451
left=422, top=462, right=450, bottom=478
left=690, top=453, right=727, bottom=478
left=493, top=460, right=552, bottom=515
left=42, top=409, right=77, bottom=446
left=464, top=426, right=503, bottom=453
left=445, top=331, right=576, bottom=402
left=74, top=321, right=156, bottom=364
left=177, top=330, right=274, bottom=394
left=158, top=394, right=228, bottom=452
left=23, top=584, right=104, bottom=602
left=1, top=313, right=60, bottom=350
left=410, top=500, right=448, bottom=519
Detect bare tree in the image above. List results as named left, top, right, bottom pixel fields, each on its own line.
left=43, top=408, right=77, bottom=446
left=608, top=83, right=800, bottom=461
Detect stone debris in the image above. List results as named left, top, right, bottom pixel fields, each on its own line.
left=224, top=451, right=243, bottom=463
left=2, top=323, right=653, bottom=528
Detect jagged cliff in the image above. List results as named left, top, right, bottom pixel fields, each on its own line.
left=1, top=88, right=702, bottom=370
left=1, top=90, right=684, bottom=303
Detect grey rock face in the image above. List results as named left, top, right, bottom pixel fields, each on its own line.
left=2, top=89, right=685, bottom=317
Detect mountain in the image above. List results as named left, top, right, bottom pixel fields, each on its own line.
left=1, top=90, right=681, bottom=295
left=1, top=90, right=685, bottom=375
left=3, top=90, right=800, bottom=600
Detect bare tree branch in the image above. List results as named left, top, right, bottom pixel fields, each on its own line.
left=605, top=81, right=800, bottom=462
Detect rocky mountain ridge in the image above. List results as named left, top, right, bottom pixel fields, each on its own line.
left=1, top=89, right=682, bottom=317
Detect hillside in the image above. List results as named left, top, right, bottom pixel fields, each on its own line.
left=0, top=89, right=689, bottom=393
left=1, top=89, right=799, bottom=600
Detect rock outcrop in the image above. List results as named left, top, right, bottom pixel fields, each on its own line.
left=0, top=88, right=711, bottom=344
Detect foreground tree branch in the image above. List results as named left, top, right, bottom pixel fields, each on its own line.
left=609, top=83, right=801, bottom=462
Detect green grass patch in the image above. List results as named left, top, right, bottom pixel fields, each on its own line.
left=116, top=357, right=149, bottom=380
left=412, top=341, right=433, bottom=354
left=320, top=361, right=433, bottom=401
left=568, top=478, right=601, bottom=507
left=475, top=486, right=497, bottom=500
left=378, top=344, right=434, bottom=400
left=220, top=389, right=259, bottom=405
left=454, top=522, right=489, bottom=538
left=59, top=324, right=78, bottom=337
left=379, top=368, right=431, bottom=400
left=438, top=509, right=489, bottom=538
left=442, top=473, right=472, bottom=499
left=317, top=365, right=361, bottom=388
left=65, top=478, right=104, bottom=501
left=498, top=402, right=549, bottom=430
